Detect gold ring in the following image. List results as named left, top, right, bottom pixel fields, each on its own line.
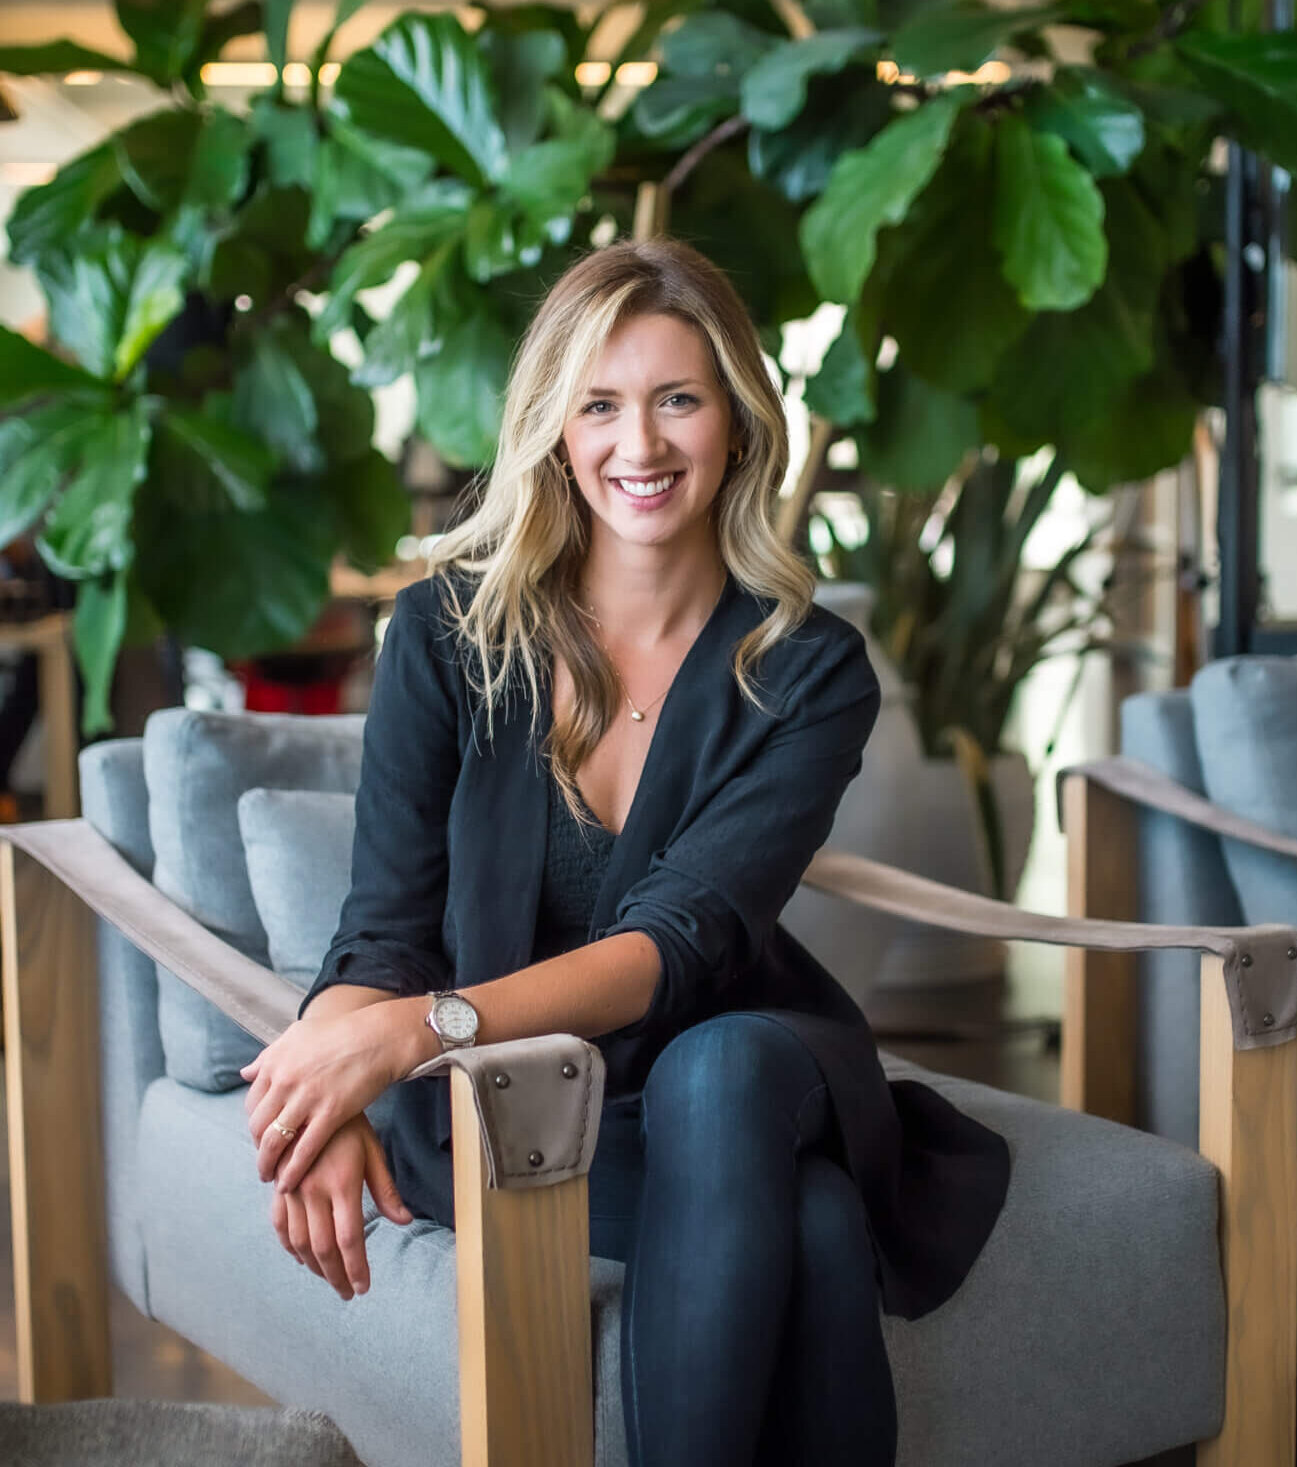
left=270, top=1117, right=298, bottom=1141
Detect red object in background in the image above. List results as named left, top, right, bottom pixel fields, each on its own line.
left=235, top=665, right=346, bottom=714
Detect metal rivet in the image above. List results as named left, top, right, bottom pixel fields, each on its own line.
left=1241, top=953, right=1253, bottom=968
left=1288, top=947, right=1297, bottom=962
left=1264, top=1013, right=1276, bottom=1028
left=528, top=1150, right=544, bottom=1167
left=562, top=1062, right=578, bottom=1078
left=493, top=1073, right=510, bottom=1088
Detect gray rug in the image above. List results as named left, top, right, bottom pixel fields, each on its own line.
left=0, top=1400, right=365, bottom=1466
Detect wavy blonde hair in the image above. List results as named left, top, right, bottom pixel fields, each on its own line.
left=426, top=235, right=817, bottom=826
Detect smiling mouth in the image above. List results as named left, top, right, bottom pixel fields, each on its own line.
left=612, top=471, right=683, bottom=499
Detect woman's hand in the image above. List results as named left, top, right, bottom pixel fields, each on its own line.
left=270, top=1113, right=414, bottom=1301
left=240, top=1002, right=409, bottom=1192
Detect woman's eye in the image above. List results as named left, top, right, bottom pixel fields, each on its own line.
left=581, top=393, right=695, bottom=416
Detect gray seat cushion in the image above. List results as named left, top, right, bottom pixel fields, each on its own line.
left=0, top=1401, right=363, bottom=1467
left=137, top=1060, right=1223, bottom=1467
left=142, top=709, right=364, bottom=1091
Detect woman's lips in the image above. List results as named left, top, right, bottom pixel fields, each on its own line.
left=611, top=470, right=683, bottom=507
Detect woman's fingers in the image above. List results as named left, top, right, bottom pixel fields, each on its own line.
left=304, top=1188, right=354, bottom=1300
left=270, top=1187, right=296, bottom=1262
left=363, top=1127, right=414, bottom=1226
left=272, top=1115, right=332, bottom=1194
left=332, top=1185, right=371, bottom=1296
left=251, top=1101, right=310, bottom=1184
left=284, top=1191, right=322, bottom=1279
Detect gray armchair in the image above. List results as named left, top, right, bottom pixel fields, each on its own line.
left=2, top=706, right=1294, bottom=1466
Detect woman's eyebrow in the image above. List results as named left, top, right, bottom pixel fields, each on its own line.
left=583, top=378, right=705, bottom=396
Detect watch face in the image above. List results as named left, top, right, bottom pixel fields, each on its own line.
left=435, top=995, right=478, bottom=1042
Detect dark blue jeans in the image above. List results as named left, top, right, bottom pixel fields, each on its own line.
left=417, top=1012, right=896, bottom=1467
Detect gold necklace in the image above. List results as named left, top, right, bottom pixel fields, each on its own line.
left=579, top=580, right=726, bottom=723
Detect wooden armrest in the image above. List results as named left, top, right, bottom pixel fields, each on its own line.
left=0, top=822, right=599, bottom=1463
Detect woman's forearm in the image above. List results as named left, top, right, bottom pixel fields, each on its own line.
left=379, top=930, right=663, bottom=1079
left=299, top=982, right=403, bottom=1022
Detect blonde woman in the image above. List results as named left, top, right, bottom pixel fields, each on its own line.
left=239, top=237, right=1010, bottom=1466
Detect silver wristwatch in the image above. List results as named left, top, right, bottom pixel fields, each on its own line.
left=425, top=990, right=480, bottom=1050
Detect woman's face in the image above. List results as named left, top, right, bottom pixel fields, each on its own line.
left=560, top=312, right=738, bottom=556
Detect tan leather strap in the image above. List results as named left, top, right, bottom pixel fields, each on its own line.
left=0, top=820, right=606, bottom=1189
left=1057, top=756, right=1297, bottom=860
left=802, top=846, right=1297, bottom=1050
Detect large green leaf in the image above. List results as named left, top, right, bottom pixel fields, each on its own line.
left=748, top=69, right=892, bottom=203
left=74, top=571, right=129, bottom=736
left=115, top=0, right=207, bottom=83
left=353, top=241, right=461, bottom=388
left=315, top=181, right=472, bottom=338
left=1177, top=31, right=1297, bottom=172
left=0, top=326, right=104, bottom=405
left=479, top=28, right=568, bottom=154
left=113, top=109, right=204, bottom=214
left=0, top=403, right=106, bottom=546
left=993, top=116, right=1107, bottom=311
left=415, top=310, right=514, bottom=467
left=632, top=11, right=776, bottom=143
left=799, top=92, right=965, bottom=304
left=264, top=0, right=296, bottom=74
left=1025, top=68, right=1146, bottom=177
left=156, top=406, right=275, bottom=511
left=187, top=2, right=263, bottom=81
left=37, top=228, right=188, bottom=381
left=5, top=144, right=123, bottom=267
left=333, top=14, right=510, bottom=187
left=804, top=305, right=876, bottom=426
left=133, top=480, right=335, bottom=659
left=1063, top=353, right=1198, bottom=491
left=739, top=28, right=884, bottom=130
left=499, top=88, right=614, bottom=226
left=185, top=109, right=252, bottom=212
left=891, top=1, right=1064, bottom=78
left=205, top=183, right=315, bottom=310
left=232, top=328, right=321, bottom=474
left=39, top=400, right=151, bottom=579
left=307, top=112, right=433, bottom=248
left=0, top=41, right=139, bottom=75
left=853, top=361, right=979, bottom=490
left=251, top=98, right=318, bottom=191
left=984, top=175, right=1165, bottom=449
left=323, top=446, right=410, bottom=571
left=881, top=113, right=1031, bottom=391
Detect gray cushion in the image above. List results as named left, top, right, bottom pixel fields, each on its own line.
left=136, top=1058, right=1223, bottom=1467
left=142, top=709, right=364, bottom=1092
left=238, top=789, right=356, bottom=985
left=1190, top=656, right=1297, bottom=928
left=1120, top=691, right=1243, bottom=1146
left=0, top=1401, right=363, bottom=1467
left=236, top=786, right=396, bottom=1136
left=79, top=737, right=164, bottom=1314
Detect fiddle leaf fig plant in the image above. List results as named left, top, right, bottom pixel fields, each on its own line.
left=0, top=2, right=622, bottom=735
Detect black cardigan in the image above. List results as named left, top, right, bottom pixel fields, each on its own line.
left=298, top=568, right=1011, bottom=1320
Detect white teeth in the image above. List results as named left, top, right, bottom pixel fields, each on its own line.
left=616, top=473, right=677, bottom=497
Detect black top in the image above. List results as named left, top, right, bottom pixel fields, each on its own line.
left=531, top=768, right=618, bottom=967
left=298, top=570, right=1011, bottom=1321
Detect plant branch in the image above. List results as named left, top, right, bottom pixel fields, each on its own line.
left=663, top=113, right=751, bottom=197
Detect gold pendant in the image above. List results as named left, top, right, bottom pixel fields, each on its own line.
left=630, top=710, right=645, bottom=722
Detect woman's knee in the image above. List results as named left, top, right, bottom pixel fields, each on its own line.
left=642, top=1013, right=825, bottom=1130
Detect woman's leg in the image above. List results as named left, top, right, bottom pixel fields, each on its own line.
left=620, top=1012, right=895, bottom=1467
left=758, top=1152, right=897, bottom=1466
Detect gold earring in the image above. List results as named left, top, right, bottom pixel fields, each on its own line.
left=561, top=460, right=575, bottom=481
left=729, top=446, right=745, bottom=466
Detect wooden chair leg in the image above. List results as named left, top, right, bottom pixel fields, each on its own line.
left=1197, top=953, right=1297, bottom=1465
left=0, top=842, right=111, bottom=1401
left=450, top=1065, right=594, bottom=1467
left=1061, top=774, right=1138, bottom=1123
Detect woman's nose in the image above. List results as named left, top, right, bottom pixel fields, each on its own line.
left=618, top=408, right=665, bottom=461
